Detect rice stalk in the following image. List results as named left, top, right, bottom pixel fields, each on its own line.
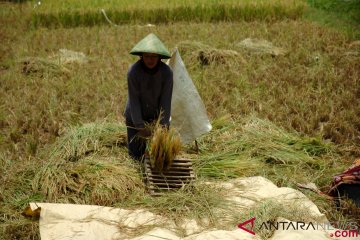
left=31, top=122, right=142, bottom=204
left=147, top=124, right=181, bottom=172
left=31, top=1, right=307, bottom=28
left=46, top=122, right=127, bottom=162
left=239, top=117, right=333, bottom=166
left=119, top=181, right=228, bottom=227
left=195, top=116, right=336, bottom=185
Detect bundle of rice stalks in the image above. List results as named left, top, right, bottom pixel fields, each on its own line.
left=195, top=152, right=262, bottom=179
left=177, top=41, right=245, bottom=66
left=34, top=155, right=144, bottom=205
left=20, top=49, right=87, bottom=76
left=239, top=117, right=333, bottom=166
left=32, top=122, right=143, bottom=204
left=147, top=125, right=181, bottom=172
left=194, top=116, right=336, bottom=184
left=47, top=122, right=127, bottom=162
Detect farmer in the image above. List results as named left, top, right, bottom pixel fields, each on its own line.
left=124, top=33, right=173, bottom=160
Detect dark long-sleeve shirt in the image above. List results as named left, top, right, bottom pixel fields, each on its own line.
left=124, top=60, right=173, bottom=128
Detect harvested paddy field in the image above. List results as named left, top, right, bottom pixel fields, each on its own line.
left=1, top=0, right=359, bottom=239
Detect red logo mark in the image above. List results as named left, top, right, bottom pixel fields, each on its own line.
left=238, top=217, right=256, bottom=235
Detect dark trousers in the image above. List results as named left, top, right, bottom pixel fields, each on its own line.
left=127, top=127, right=146, bottom=161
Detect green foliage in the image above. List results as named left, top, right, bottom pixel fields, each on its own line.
left=308, top=0, right=360, bottom=19
left=306, top=0, right=360, bottom=38
left=3, top=0, right=29, bottom=2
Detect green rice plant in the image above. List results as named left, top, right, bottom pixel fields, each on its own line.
left=238, top=117, right=333, bottom=165
left=194, top=152, right=263, bottom=179
left=194, top=116, right=338, bottom=187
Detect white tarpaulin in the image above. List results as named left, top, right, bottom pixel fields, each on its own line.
left=167, top=49, right=212, bottom=144
left=29, top=176, right=358, bottom=240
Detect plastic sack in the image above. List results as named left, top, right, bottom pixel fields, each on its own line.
left=167, top=48, right=212, bottom=144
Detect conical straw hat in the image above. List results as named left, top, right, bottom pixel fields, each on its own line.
left=130, top=33, right=171, bottom=59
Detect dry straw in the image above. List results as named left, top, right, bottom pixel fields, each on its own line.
left=32, top=122, right=144, bottom=204
left=177, top=41, right=245, bottom=66
left=20, top=57, right=70, bottom=76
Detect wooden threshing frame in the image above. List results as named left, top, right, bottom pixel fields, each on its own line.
left=144, top=158, right=195, bottom=196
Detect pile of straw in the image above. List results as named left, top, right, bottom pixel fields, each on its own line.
left=20, top=49, right=87, bottom=76
left=46, top=122, right=127, bottom=162
left=177, top=41, right=245, bottom=66
left=20, top=57, right=70, bottom=76
left=32, top=122, right=144, bottom=204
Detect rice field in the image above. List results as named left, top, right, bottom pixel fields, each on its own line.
left=31, top=0, right=306, bottom=27
left=1, top=0, right=359, bottom=239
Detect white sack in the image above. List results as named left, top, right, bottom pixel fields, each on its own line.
left=167, top=48, right=212, bottom=144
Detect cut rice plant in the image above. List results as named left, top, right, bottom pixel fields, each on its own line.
left=147, top=124, right=181, bottom=172
left=20, top=57, right=70, bottom=76
left=45, top=121, right=127, bottom=162
left=32, top=122, right=144, bottom=204
left=194, top=116, right=338, bottom=186
left=238, top=117, right=334, bottom=166
left=195, top=153, right=263, bottom=179
left=144, top=115, right=182, bottom=172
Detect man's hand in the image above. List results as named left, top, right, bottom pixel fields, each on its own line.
left=138, top=128, right=151, bottom=138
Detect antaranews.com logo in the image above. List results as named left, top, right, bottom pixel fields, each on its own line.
left=238, top=217, right=359, bottom=238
